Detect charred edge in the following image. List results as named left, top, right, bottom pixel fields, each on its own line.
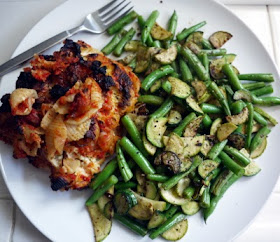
left=50, top=177, right=69, bottom=191
left=16, top=71, right=37, bottom=89
left=84, top=118, right=97, bottom=139
left=49, top=85, right=70, bottom=99
left=0, top=94, right=11, bottom=113
left=61, top=39, right=81, bottom=58
left=113, top=64, right=132, bottom=108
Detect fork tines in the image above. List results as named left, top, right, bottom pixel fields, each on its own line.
left=98, top=0, right=133, bottom=26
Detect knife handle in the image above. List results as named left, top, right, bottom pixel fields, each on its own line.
left=0, top=26, right=82, bottom=77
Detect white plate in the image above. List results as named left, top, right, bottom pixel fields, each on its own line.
left=1, top=0, right=280, bottom=241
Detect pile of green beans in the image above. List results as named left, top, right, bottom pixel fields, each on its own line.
left=86, top=9, right=280, bottom=241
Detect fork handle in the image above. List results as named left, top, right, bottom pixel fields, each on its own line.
left=0, top=26, right=83, bottom=77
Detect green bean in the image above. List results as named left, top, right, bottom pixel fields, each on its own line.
left=250, top=126, right=271, bottom=152
left=162, top=155, right=203, bottom=190
left=238, top=73, right=274, bottom=83
left=90, top=158, right=118, bottom=190
left=200, top=186, right=211, bottom=208
left=253, top=111, right=268, bottom=126
left=171, top=60, right=180, bottom=74
left=201, top=103, right=223, bottom=114
left=202, top=38, right=213, bottom=50
left=107, top=11, right=138, bottom=35
left=222, top=64, right=243, bottom=91
left=210, top=169, right=233, bottom=196
left=253, top=96, right=280, bottom=106
left=179, top=57, right=193, bottom=84
left=114, top=214, right=148, bottom=236
left=223, top=145, right=250, bottom=167
left=138, top=95, right=164, bottom=106
left=152, top=40, right=162, bottom=48
left=177, top=21, right=207, bottom=41
left=147, top=174, right=169, bottom=182
left=208, top=81, right=231, bottom=115
left=246, top=103, right=254, bottom=149
left=173, top=112, right=196, bottom=136
left=230, top=100, right=246, bottom=115
left=251, top=85, right=273, bottom=97
left=204, top=167, right=222, bottom=185
left=116, top=142, right=133, bottom=182
left=150, top=97, right=174, bottom=119
left=86, top=175, right=118, bottom=205
left=183, top=186, right=195, bottom=199
left=243, top=82, right=266, bottom=91
left=202, top=114, right=212, bottom=129
left=168, top=10, right=178, bottom=38
left=218, top=151, right=245, bottom=176
left=121, top=115, right=149, bottom=157
left=200, top=48, right=227, bottom=56
left=254, top=106, right=278, bottom=126
left=142, top=65, right=174, bottom=91
left=180, top=46, right=209, bottom=81
left=149, top=213, right=188, bottom=239
left=207, top=140, right=228, bottom=160
left=115, top=181, right=137, bottom=190
left=162, top=80, right=172, bottom=93
left=141, top=10, right=159, bottom=44
left=137, top=15, right=154, bottom=46
left=164, top=206, right=179, bottom=219
left=120, top=137, right=155, bottom=174
left=102, top=30, right=127, bottom=55
left=113, top=28, right=136, bottom=57
left=200, top=52, right=210, bottom=74
left=170, top=72, right=180, bottom=78
left=204, top=172, right=240, bottom=221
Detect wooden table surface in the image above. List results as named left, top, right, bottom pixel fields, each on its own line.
left=0, top=0, right=280, bottom=241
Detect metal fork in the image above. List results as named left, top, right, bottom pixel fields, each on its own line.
left=0, top=0, right=133, bottom=77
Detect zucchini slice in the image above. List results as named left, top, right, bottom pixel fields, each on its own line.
left=151, top=22, right=173, bottom=40
left=155, top=45, right=177, bottom=64
left=184, top=116, right=204, bottom=137
left=136, top=169, right=146, bottom=186
left=150, top=79, right=162, bottom=93
left=160, top=185, right=189, bottom=205
left=146, top=117, right=168, bottom=148
left=191, top=80, right=209, bottom=101
left=186, top=95, right=204, bottom=114
left=145, top=181, right=158, bottom=200
left=148, top=211, right=166, bottom=229
left=165, top=132, right=185, bottom=156
left=201, top=135, right=215, bottom=156
left=217, top=122, right=238, bottom=141
left=180, top=157, right=192, bottom=172
left=198, top=159, right=220, bottom=179
left=226, top=107, right=249, bottom=125
left=168, top=110, right=182, bottom=125
left=182, top=135, right=205, bottom=157
left=143, top=133, right=157, bottom=156
left=87, top=203, right=112, bottom=242
left=145, top=61, right=161, bottom=76
left=162, top=135, right=170, bottom=146
left=186, top=31, right=204, bottom=48
left=161, top=219, right=188, bottom=241
left=176, top=177, right=191, bottom=197
left=239, top=149, right=261, bottom=176
left=97, top=186, right=114, bottom=212
left=114, top=190, right=138, bottom=215
left=228, top=133, right=246, bottom=150
left=134, top=45, right=151, bottom=73
left=244, top=161, right=261, bottom=176
left=168, top=76, right=191, bottom=99
left=185, top=42, right=201, bottom=55
left=124, top=40, right=142, bottom=52
left=210, top=118, right=222, bottom=136
left=181, top=200, right=200, bottom=215
left=129, top=190, right=166, bottom=220
left=250, top=137, right=267, bottom=159
left=210, top=54, right=236, bottom=79
left=233, top=89, right=253, bottom=102
left=209, top=31, right=232, bottom=49
left=103, top=201, right=114, bottom=220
